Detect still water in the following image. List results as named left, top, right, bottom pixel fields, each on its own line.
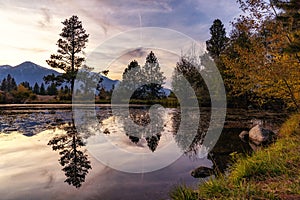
left=0, top=104, right=286, bottom=200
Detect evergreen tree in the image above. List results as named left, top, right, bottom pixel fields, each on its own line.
left=119, top=52, right=166, bottom=100
left=206, top=19, right=229, bottom=59
left=146, top=134, right=161, bottom=152
left=40, top=83, right=46, bottom=95
left=121, top=60, right=144, bottom=99
left=206, top=19, right=229, bottom=86
left=47, top=83, right=58, bottom=95
left=44, top=15, right=89, bottom=94
left=0, top=78, right=7, bottom=92
left=33, top=82, right=40, bottom=94
left=1, top=74, right=17, bottom=92
left=64, top=85, right=70, bottom=94
left=7, top=74, right=17, bottom=92
left=142, top=51, right=166, bottom=99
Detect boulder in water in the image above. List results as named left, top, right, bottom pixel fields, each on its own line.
left=191, top=166, right=214, bottom=178
left=249, top=125, right=276, bottom=145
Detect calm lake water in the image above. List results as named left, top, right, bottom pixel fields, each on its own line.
left=0, top=104, right=287, bottom=200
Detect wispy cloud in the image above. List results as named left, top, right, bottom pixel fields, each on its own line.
left=0, top=0, right=241, bottom=68
left=38, top=8, right=52, bottom=28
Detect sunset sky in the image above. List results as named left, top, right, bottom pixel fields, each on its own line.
left=0, top=0, right=241, bottom=80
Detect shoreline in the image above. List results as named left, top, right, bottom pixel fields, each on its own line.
left=171, top=113, right=300, bottom=199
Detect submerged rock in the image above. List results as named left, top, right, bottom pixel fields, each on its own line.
left=191, top=166, right=214, bottom=178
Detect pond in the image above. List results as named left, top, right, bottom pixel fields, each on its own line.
left=0, top=104, right=287, bottom=200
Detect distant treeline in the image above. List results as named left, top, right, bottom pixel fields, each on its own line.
left=0, top=73, right=115, bottom=103
left=0, top=74, right=69, bottom=103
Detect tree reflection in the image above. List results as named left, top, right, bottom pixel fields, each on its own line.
left=48, top=118, right=91, bottom=188
left=171, top=108, right=210, bottom=155
left=121, top=107, right=165, bottom=152
left=127, top=134, right=140, bottom=144
left=47, top=64, right=108, bottom=188
left=145, top=133, right=161, bottom=152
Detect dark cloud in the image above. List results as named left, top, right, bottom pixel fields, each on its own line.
left=126, top=47, right=148, bottom=58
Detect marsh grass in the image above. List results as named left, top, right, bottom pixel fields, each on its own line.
left=169, top=185, right=198, bottom=200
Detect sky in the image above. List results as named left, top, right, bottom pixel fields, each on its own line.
left=0, top=0, right=241, bottom=80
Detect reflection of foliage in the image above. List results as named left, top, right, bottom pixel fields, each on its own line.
left=127, top=135, right=140, bottom=144
left=120, top=107, right=165, bottom=152
left=48, top=120, right=91, bottom=188
left=146, top=133, right=161, bottom=152
left=171, top=108, right=210, bottom=155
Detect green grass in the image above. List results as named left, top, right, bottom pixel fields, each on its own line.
left=169, top=185, right=198, bottom=200
left=170, top=114, right=300, bottom=200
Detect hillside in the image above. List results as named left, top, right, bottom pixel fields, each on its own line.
left=0, top=61, right=118, bottom=91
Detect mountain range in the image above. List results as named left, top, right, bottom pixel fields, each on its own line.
left=0, top=61, right=170, bottom=95
left=0, top=61, right=118, bottom=91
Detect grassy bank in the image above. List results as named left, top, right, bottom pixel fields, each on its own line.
left=170, top=114, right=300, bottom=200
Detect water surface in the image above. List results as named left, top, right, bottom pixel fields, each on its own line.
left=0, top=104, right=287, bottom=200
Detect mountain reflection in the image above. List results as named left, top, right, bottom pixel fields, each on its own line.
left=48, top=118, right=91, bottom=188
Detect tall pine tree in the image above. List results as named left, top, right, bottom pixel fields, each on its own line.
left=40, top=83, right=46, bottom=95
left=142, top=51, right=166, bottom=99
left=33, top=82, right=40, bottom=94
left=119, top=51, right=166, bottom=100
left=206, top=19, right=229, bottom=59
left=44, top=15, right=89, bottom=94
left=1, top=74, right=17, bottom=92
left=121, top=60, right=144, bottom=99
left=206, top=19, right=230, bottom=93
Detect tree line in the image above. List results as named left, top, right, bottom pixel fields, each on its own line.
left=204, top=0, right=300, bottom=111
left=172, top=0, right=299, bottom=110
left=2, top=0, right=299, bottom=110
left=44, top=0, right=300, bottom=188
left=0, top=74, right=73, bottom=103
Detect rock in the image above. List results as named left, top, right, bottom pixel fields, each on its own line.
left=248, top=125, right=276, bottom=146
left=239, top=130, right=249, bottom=143
left=248, top=142, right=262, bottom=152
left=191, top=166, right=214, bottom=178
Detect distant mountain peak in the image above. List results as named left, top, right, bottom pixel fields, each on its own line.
left=15, top=61, right=43, bottom=69
left=21, top=61, right=35, bottom=65
left=0, top=65, right=12, bottom=69
left=0, top=61, right=120, bottom=91
left=0, top=61, right=60, bottom=86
